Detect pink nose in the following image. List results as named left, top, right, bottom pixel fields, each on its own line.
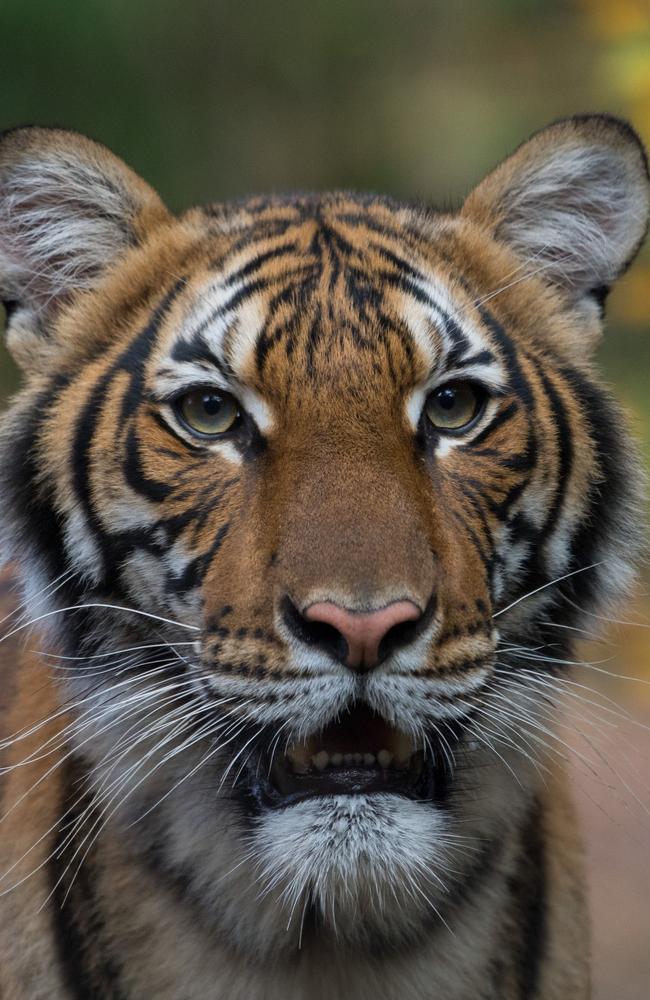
left=303, top=600, right=422, bottom=671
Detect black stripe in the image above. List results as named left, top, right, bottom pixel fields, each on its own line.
left=49, top=757, right=128, bottom=1000
left=449, top=476, right=495, bottom=551
left=449, top=506, right=492, bottom=570
left=166, top=521, right=231, bottom=595
left=368, top=242, right=429, bottom=283
left=461, top=400, right=519, bottom=448
left=560, top=365, right=636, bottom=610
left=3, top=375, right=72, bottom=587
left=70, top=280, right=185, bottom=586
left=455, top=348, right=497, bottom=369
left=194, top=265, right=316, bottom=345
left=508, top=360, right=576, bottom=602
left=510, top=798, right=547, bottom=998
left=190, top=278, right=271, bottom=343
left=254, top=265, right=321, bottom=375
left=477, top=305, right=535, bottom=407
left=487, top=481, right=529, bottom=520
left=470, top=444, right=536, bottom=473
left=123, top=425, right=172, bottom=502
left=334, top=210, right=417, bottom=244
left=219, top=217, right=297, bottom=256
left=440, top=347, right=498, bottom=374
left=378, top=269, right=441, bottom=309
left=170, top=333, right=232, bottom=379
left=533, top=363, right=573, bottom=539
left=223, top=241, right=299, bottom=286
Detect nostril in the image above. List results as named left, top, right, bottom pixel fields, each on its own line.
left=377, top=616, right=421, bottom=663
left=281, top=597, right=349, bottom=662
left=377, top=591, right=437, bottom=663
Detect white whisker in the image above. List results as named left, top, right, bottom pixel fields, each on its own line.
left=493, top=562, right=602, bottom=619
left=0, top=602, right=198, bottom=646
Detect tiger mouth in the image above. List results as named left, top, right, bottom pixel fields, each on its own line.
left=254, top=704, right=440, bottom=808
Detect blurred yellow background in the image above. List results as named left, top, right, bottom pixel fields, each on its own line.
left=0, top=1, right=648, bottom=996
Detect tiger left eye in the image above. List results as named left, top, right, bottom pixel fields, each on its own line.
left=176, top=389, right=240, bottom=437
left=425, top=382, right=483, bottom=432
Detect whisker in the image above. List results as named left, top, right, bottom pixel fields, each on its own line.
left=0, top=602, right=198, bottom=646
left=563, top=594, right=650, bottom=631
left=493, top=562, right=602, bottom=619
left=32, top=640, right=197, bottom=664
left=0, top=569, right=76, bottom=632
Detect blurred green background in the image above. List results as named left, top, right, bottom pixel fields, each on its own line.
left=0, top=2, right=648, bottom=996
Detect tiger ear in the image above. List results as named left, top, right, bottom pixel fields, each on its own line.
left=462, top=114, right=650, bottom=309
left=0, top=126, right=168, bottom=363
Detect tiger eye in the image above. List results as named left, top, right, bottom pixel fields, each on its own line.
left=425, top=382, right=482, bottom=432
left=177, top=389, right=240, bottom=437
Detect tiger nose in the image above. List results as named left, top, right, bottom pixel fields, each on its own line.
left=301, top=600, right=422, bottom=672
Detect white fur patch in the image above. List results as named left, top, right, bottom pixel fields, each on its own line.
left=253, top=793, right=454, bottom=942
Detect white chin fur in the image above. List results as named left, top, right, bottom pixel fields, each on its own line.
left=252, top=793, right=452, bottom=947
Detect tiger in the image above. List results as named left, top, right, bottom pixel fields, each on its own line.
left=0, top=113, right=647, bottom=1000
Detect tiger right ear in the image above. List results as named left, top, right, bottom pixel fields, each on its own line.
left=0, top=126, right=168, bottom=363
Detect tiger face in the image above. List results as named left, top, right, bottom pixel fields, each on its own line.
left=0, top=116, right=647, bottom=956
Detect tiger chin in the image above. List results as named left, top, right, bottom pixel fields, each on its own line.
left=0, top=115, right=647, bottom=1000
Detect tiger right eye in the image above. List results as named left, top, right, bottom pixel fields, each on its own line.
left=176, top=388, right=240, bottom=437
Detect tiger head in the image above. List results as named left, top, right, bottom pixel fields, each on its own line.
left=0, top=116, right=647, bottom=955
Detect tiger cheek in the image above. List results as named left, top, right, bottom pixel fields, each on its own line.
left=200, top=508, right=278, bottom=671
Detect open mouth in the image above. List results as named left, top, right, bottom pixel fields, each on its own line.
left=254, top=704, right=442, bottom=808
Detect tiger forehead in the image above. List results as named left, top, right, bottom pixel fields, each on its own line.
left=158, top=202, right=504, bottom=413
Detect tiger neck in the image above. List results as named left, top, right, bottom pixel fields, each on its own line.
left=45, top=753, right=560, bottom=1000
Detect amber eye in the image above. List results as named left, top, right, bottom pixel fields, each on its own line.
left=425, top=382, right=483, bottom=432
left=175, top=388, right=240, bottom=437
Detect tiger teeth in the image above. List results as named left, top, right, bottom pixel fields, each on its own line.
left=289, top=748, right=311, bottom=774
left=312, top=751, right=329, bottom=771
left=297, top=748, right=403, bottom=773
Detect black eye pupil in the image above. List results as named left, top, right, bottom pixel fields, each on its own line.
left=437, top=387, right=457, bottom=411
left=202, top=392, right=223, bottom=415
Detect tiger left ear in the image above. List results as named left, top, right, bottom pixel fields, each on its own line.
left=462, top=114, right=650, bottom=310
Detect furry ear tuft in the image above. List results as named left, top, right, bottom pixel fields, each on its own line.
left=463, top=115, right=650, bottom=302
left=0, top=127, right=167, bottom=330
